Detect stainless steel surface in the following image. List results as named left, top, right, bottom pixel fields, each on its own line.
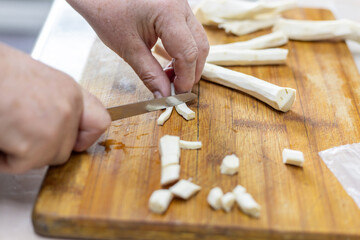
left=107, top=93, right=197, bottom=121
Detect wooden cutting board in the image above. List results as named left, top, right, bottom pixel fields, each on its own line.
left=32, top=8, right=360, bottom=240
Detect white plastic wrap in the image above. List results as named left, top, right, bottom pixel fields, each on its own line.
left=319, top=143, right=360, bottom=208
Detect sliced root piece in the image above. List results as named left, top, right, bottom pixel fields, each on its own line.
left=221, top=192, right=236, bottom=212
left=207, top=187, right=224, bottom=210
left=161, top=164, right=180, bottom=186
left=282, top=148, right=304, bottom=167
left=179, top=140, right=202, bottom=150
left=170, top=179, right=201, bottom=200
left=175, top=104, right=196, bottom=120
left=233, top=185, right=246, bottom=197
left=159, top=135, right=180, bottom=158
left=220, top=154, right=239, bottom=175
left=161, top=155, right=179, bottom=168
left=149, top=189, right=173, bottom=214
left=235, top=192, right=261, bottom=218
left=157, top=107, right=173, bottom=126
left=219, top=17, right=279, bottom=36
left=210, top=31, right=288, bottom=51
left=207, top=48, right=288, bottom=66
left=202, top=63, right=296, bottom=112
left=273, top=18, right=360, bottom=42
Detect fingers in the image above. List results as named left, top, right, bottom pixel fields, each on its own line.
left=73, top=89, right=111, bottom=152
left=185, top=9, right=210, bottom=84
left=156, top=16, right=198, bottom=93
left=123, top=39, right=171, bottom=98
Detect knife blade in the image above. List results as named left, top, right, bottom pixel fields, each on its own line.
left=107, top=93, right=197, bottom=121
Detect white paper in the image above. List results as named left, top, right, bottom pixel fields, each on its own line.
left=319, top=143, right=360, bottom=208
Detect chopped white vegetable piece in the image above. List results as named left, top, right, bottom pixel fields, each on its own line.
left=235, top=192, right=261, bottom=218
left=179, top=140, right=202, bottom=150
left=170, top=83, right=196, bottom=121
left=207, top=187, right=224, bottom=210
left=220, top=154, right=239, bottom=175
left=161, top=155, right=179, bottom=168
left=170, top=179, right=201, bottom=200
left=273, top=18, right=360, bottom=42
left=157, top=107, right=173, bottom=126
left=161, top=164, right=180, bottom=186
left=233, top=185, right=246, bottom=197
left=282, top=148, right=304, bottom=167
left=207, top=48, right=288, bottom=66
left=219, top=17, right=279, bottom=36
left=210, top=31, right=288, bottom=51
left=221, top=192, right=236, bottom=212
left=202, top=63, right=296, bottom=112
left=175, top=103, right=196, bottom=121
left=149, top=189, right=173, bottom=214
left=194, top=0, right=297, bottom=25
left=159, top=135, right=180, bottom=158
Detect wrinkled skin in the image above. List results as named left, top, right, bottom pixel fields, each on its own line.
left=0, top=44, right=111, bottom=174
left=67, top=0, right=209, bottom=96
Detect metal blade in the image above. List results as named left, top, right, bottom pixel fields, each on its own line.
left=107, top=93, right=197, bottom=121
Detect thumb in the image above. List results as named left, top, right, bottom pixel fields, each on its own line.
left=73, top=89, right=111, bottom=152
left=123, top=39, right=171, bottom=98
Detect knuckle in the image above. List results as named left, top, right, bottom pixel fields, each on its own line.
left=139, top=72, right=158, bottom=90
left=183, top=46, right=199, bottom=64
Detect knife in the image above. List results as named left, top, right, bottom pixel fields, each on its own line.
left=107, top=93, right=197, bottom=121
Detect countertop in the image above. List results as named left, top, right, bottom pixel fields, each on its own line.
left=0, top=0, right=359, bottom=239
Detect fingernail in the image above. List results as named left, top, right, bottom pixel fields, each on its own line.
left=153, top=91, right=163, bottom=99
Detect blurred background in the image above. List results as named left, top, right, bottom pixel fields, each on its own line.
left=0, top=0, right=53, bottom=53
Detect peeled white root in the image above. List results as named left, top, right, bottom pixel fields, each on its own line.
left=234, top=192, right=261, bottom=218
left=282, top=148, right=304, bottom=167
left=159, top=135, right=180, bottom=158
left=202, top=63, right=296, bottom=112
left=149, top=189, right=174, bottom=214
left=220, top=154, right=240, bottom=175
left=210, top=31, right=288, bottom=51
left=219, top=17, right=279, bottom=36
left=157, top=107, right=173, bottom=126
left=194, top=0, right=297, bottom=26
left=207, top=48, right=288, bottom=66
left=179, top=140, right=202, bottom=150
left=207, top=187, right=224, bottom=210
left=161, top=164, right=180, bottom=186
left=221, top=192, right=236, bottom=212
left=170, top=179, right=201, bottom=200
left=169, top=83, right=196, bottom=121
left=273, top=18, right=360, bottom=43
left=159, top=135, right=181, bottom=185
left=233, top=185, right=246, bottom=196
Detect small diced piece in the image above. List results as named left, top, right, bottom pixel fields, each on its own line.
left=170, top=179, right=201, bottom=200
left=161, top=155, right=179, bottom=168
left=159, top=135, right=180, bottom=158
left=157, top=107, right=173, bottom=126
left=175, top=104, right=196, bottom=120
left=282, top=148, right=304, bottom=167
left=161, top=164, right=180, bottom=186
left=235, top=192, right=261, bottom=218
left=207, top=187, right=224, bottom=210
left=220, top=154, right=239, bottom=175
left=233, top=185, right=246, bottom=197
left=221, top=192, right=236, bottom=212
left=149, top=189, right=174, bottom=214
left=179, top=140, right=202, bottom=150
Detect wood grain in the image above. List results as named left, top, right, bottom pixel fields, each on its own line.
left=32, top=8, right=360, bottom=240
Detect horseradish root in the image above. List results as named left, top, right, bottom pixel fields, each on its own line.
left=221, top=192, right=236, bottom=212
left=179, top=140, right=202, bottom=149
left=207, top=48, right=288, bottom=66
left=202, top=63, right=296, bottom=112
left=157, top=107, right=173, bottom=126
left=207, top=187, right=224, bottom=210
left=282, top=148, right=304, bottom=167
left=220, top=154, right=239, bottom=175
left=149, top=189, right=173, bottom=214
left=170, top=179, right=201, bottom=200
